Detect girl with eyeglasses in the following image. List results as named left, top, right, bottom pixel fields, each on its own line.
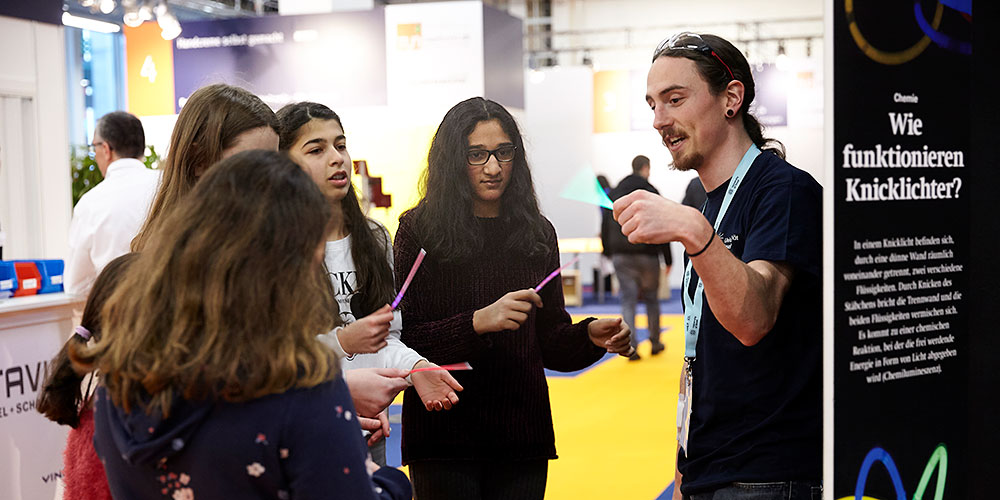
left=79, top=150, right=412, bottom=499
left=276, top=102, right=464, bottom=466
left=393, top=97, right=633, bottom=499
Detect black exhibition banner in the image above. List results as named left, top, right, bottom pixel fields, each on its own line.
left=833, top=1, right=972, bottom=499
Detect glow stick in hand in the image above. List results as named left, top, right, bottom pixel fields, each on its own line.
left=408, top=362, right=473, bottom=375
left=391, top=248, right=426, bottom=310
left=534, top=255, right=580, bottom=292
left=560, top=168, right=614, bottom=209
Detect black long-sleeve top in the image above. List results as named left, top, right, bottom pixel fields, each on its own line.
left=603, top=174, right=673, bottom=264
left=394, top=212, right=604, bottom=463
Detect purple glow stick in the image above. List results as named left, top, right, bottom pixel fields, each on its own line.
left=534, top=255, right=580, bottom=292
left=391, top=248, right=426, bottom=310
left=408, top=362, right=473, bottom=375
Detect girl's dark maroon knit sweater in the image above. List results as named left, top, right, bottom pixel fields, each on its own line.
left=394, top=212, right=605, bottom=464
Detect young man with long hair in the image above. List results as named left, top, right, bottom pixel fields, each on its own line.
left=615, top=33, right=822, bottom=499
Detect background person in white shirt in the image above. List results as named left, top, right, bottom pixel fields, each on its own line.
left=64, top=111, right=160, bottom=298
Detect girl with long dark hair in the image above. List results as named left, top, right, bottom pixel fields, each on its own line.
left=276, top=102, right=463, bottom=465
left=77, top=150, right=411, bottom=499
left=394, top=97, right=633, bottom=499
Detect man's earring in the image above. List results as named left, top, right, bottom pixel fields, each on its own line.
left=726, top=109, right=735, bottom=118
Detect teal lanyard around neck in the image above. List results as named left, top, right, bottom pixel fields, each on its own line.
left=682, top=144, right=761, bottom=359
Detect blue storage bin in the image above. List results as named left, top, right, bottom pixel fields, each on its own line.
left=0, top=261, right=16, bottom=298
left=32, top=259, right=65, bottom=294
left=14, top=259, right=65, bottom=294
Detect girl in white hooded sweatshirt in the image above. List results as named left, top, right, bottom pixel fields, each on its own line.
left=276, top=102, right=463, bottom=465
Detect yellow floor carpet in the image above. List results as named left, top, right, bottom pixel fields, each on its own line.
left=388, top=313, right=685, bottom=499
left=544, top=313, right=684, bottom=499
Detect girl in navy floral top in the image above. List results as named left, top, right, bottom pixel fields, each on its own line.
left=77, top=150, right=411, bottom=499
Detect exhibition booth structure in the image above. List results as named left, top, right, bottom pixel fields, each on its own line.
left=125, top=1, right=525, bottom=239
left=0, top=291, right=79, bottom=499
left=2, top=3, right=528, bottom=498
left=0, top=0, right=994, bottom=498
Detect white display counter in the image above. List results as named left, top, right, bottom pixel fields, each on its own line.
left=0, top=293, right=82, bottom=500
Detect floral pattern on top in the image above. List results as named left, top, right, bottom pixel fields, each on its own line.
left=247, top=462, right=265, bottom=477
left=156, top=469, right=193, bottom=498
left=93, top=380, right=411, bottom=500
left=172, top=488, right=193, bottom=500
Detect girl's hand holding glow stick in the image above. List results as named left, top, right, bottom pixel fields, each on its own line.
left=409, top=361, right=466, bottom=411
left=408, top=362, right=473, bottom=374
left=472, top=289, right=542, bottom=334
left=337, top=305, right=393, bottom=355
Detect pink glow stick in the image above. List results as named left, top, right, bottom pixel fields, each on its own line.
left=391, top=248, right=426, bottom=310
left=534, top=255, right=580, bottom=292
left=408, top=362, right=473, bottom=374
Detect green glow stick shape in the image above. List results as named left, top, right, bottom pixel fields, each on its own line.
left=560, top=168, right=614, bottom=209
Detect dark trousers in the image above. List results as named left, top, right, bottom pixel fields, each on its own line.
left=612, top=254, right=662, bottom=347
left=686, top=481, right=822, bottom=500
left=410, top=459, right=548, bottom=500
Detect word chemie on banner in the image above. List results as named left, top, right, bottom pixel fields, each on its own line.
left=842, top=106, right=964, bottom=202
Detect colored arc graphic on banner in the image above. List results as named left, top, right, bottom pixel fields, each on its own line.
left=836, top=444, right=948, bottom=500
left=852, top=447, right=907, bottom=500
left=844, top=0, right=943, bottom=65
left=912, top=444, right=948, bottom=500
left=913, top=1, right=972, bottom=55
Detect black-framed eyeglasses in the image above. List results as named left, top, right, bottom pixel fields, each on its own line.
left=88, top=141, right=108, bottom=154
left=654, top=32, right=736, bottom=82
left=467, top=145, right=516, bottom=166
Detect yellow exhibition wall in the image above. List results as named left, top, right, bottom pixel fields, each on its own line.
left=343, top=115, right=441, bottom=239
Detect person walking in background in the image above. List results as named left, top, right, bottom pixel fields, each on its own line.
left=606, top=155, right=673, bottom=361
left=64, top=112, right=159, bottom=298
left=596, top=174, right=615, bottom=301
left=681, top=176, right=707, bottom=210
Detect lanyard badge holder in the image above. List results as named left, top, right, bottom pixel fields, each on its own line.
left=677, top=144, right=760, bottom=457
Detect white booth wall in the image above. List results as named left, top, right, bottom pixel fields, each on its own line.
left=0, top=15, right=72, bottom=262
left=516, top=0, right=825, bottom=288
left=0, top=14, right=75, bottom=500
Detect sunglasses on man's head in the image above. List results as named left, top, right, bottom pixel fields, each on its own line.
left=654, top=32, right=736, bottom=82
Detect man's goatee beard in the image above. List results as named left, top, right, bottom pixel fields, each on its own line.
left=670, top=152, right=705, bottom=172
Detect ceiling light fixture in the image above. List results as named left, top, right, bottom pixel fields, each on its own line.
left=99, top=0, right=117, bottom=14
left=775, top=41, right=790, bottom=71
left=62, top=12, right=122, bottom=33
